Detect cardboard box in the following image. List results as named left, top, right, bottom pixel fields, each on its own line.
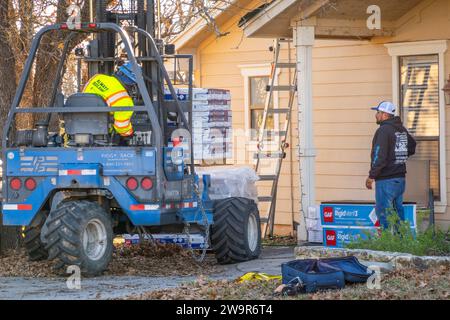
left=202, top=136, right=233, bottom=144
left=308, top=230, right=323, bottom=243
left=323, top=227, right=378, bottom=248
left=307, top=205, right=320, bottom=219
left=192, top=135, right=203, bottom=144
left=192, top=104, right=209, bottom=112
left=320, top=202, right=416, bottom=228
left=306, top=218, right=321, bottom=230
left=322, top=226, right=417, bottom=248
left=167, top=87, right=232, bottom=161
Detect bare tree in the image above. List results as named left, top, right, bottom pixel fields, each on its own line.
left=0, top=0, right=91, bottom=253
left=158, top=0, right=234, bottom=41
left=0, top=0, right=20, bottom=254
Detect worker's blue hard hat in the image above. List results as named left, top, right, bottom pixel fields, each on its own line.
left=116, top=62, right=141, bottom=86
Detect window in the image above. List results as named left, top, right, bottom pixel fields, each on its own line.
left=249, top=76, right=274, bottom=140
left=386, top=40, right=447, bottom=211
left=399, top=55, right=440, bottom=200
left=239, top=64, right=279, bottom=145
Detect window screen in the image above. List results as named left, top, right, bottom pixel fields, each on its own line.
left=400, top=54, right=440, bottom=200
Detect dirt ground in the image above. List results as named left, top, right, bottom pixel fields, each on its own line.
left=0, top=243, right=223, bottom=278
left=127, top=266, right=450, bottom=300
left=0, top=246, right=294, bottom=300
left=1, top=244, right=448, bottom=300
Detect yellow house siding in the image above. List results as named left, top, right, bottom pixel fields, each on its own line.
left=194, top=3, right=298, bottom=234
left=178, top=0, right=450, bottom=233
left=312, top=40, right=391, bottom=205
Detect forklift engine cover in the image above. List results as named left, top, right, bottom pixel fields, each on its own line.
left=64, top=93, right=109, bottom=135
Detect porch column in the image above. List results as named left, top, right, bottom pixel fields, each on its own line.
left=294, top=25, right=316, bottom=241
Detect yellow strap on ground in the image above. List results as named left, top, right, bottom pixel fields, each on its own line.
left=237, top=272, right=282, bottom=283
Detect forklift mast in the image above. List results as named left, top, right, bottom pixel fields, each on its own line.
left=86, top=0, right=193, bottom=161
left=90, top=0, right=157, bottom=97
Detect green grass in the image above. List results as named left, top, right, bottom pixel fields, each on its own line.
left=346, top=211, right=450, bottom=256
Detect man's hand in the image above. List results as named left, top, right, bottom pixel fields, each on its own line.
left=365, top=177, right=374, bottom=190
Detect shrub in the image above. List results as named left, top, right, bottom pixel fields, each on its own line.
left=346, top=210, right=450, bottom=256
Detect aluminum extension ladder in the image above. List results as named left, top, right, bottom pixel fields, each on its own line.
left=254, top=38, right=297, bottom=238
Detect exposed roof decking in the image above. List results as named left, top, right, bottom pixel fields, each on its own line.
left=240, top=0, right=424, bottom=39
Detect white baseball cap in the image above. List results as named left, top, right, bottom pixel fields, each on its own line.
left=371, top=101, right=396, bottom=115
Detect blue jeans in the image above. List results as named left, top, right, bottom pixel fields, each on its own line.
left=375, top=177, right=406, bottom=229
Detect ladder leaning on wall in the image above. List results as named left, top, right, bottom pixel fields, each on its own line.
left=254, top=38, right=297, bottom=238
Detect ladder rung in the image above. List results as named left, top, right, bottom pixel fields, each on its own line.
left=258, top=196, right=273, bottom=202
left=278, top=38, right=293, bottom=43
left=267, top=108, right=290, bottom=114
left=254, top=152, right=285, bottom=159
left=258, top=175, right=277, bottom=181
left=276, top=63, right=296, bottom=68
left=266, top=85, right=297, bottom=92
left=260, top=217, right=269, bottom=223
left=263, top=130, right=287, bottom=138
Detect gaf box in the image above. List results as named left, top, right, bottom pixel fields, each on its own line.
left=320, top=202, right=416, bottom=228
left=323, top=227, right=377, bottom=248
left=323, top=226, right=417, bottom=248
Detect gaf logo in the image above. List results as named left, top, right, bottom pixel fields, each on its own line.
left=325, top=230, right=337, bottom=246
left=323, top=207, right=334, bottom=223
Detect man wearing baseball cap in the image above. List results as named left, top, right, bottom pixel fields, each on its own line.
left=366, top=101, right=416, bottom=229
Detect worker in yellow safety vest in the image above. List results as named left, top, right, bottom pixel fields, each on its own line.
left=83, top=62, right=140, bottom=137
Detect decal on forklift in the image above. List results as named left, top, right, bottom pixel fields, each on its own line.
left=58, top=169, right=97, bottom=176
left=19, top=155, right=59, bottom=173
left=129, top=204, right=160, bottom=211
left=7, top=149, right=156, bottom=176
left=3, top=204, right=33, bottom=211
left=163, top=202, right=198, bottom=209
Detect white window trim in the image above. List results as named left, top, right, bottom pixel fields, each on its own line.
left=386, top=40, right=448, bottom=213
left=239, top=63, right=280, bottom=146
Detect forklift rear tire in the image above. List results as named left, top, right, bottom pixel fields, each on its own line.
left=42, top=200, right=113, bottom=276
left=211, top=197, right=261, bottom=264
left=24, top=211, right=49, bottom=261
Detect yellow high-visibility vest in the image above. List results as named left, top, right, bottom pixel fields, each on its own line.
left=83, top=74, right=134, bottom=137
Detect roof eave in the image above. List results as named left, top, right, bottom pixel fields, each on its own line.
left=171, top=0, right=238, bottom=50
left=241, top=0, right=299, bottom=38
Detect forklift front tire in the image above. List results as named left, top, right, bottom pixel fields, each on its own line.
left=211, top=197, right=261, bottom=264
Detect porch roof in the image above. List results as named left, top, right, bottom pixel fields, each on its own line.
left=240, top=0, right=424, bottom=39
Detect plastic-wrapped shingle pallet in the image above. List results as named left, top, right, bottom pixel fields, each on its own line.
left=196, top=166, right=259, bottom=204
left=281, top=256, right=375, bottom=294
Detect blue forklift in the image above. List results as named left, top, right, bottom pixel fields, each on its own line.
left=1, top=1, right=261, bottom=275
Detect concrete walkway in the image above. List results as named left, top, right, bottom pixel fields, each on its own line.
left=0, top=246, right=295, bottom=300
